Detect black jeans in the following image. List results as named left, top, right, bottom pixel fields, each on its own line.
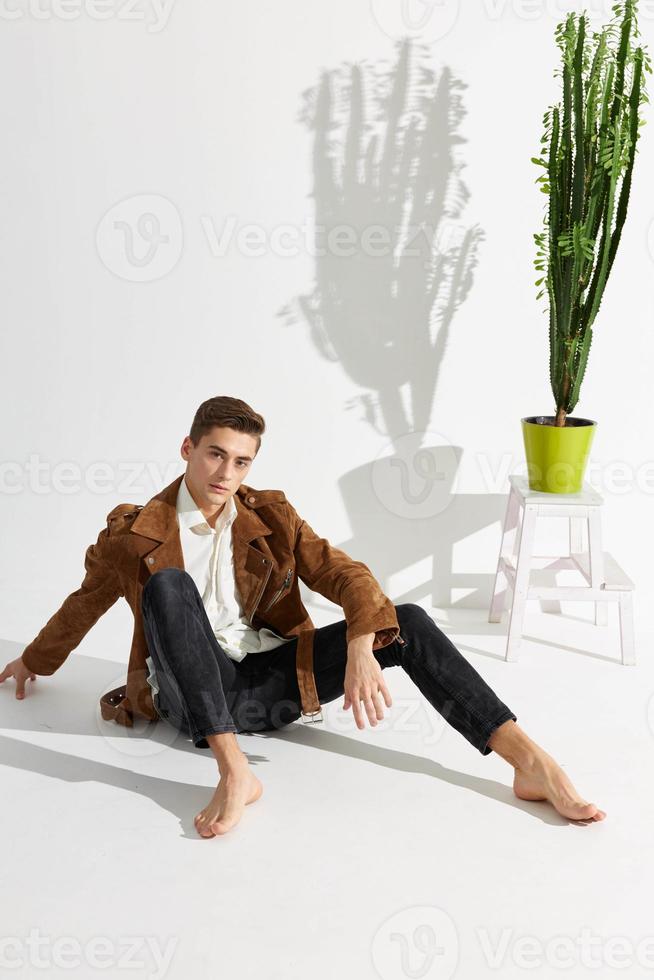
left=141, top=568, right=517, bottom=754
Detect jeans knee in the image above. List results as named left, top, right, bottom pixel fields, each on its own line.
left=142, top=567, right=191, bottom=609
left=395, top=602, right=432, bottom=637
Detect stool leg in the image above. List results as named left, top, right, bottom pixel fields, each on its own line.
left=538, top=518, right=562, bottom=615
left=618, top=592, right=636, bottom=665
left=489, top=485, right=520, bottom=623
left=553, top=514, right=586, bottom=618
left=587, top=508, right=608, bottom=627
left=538, top=515, right=580, bottom=617
left=569, top=515, right=585, bottom=558
left=505, top=502, right=538, bottom=662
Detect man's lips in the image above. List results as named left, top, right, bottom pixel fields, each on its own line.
left=210, top=483, right=228, bottom=492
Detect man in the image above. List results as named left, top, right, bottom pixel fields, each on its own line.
left=1, top=396, right=606, bottom=837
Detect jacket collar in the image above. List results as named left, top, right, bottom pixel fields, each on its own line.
left=129, top=473, right=273, bottom=546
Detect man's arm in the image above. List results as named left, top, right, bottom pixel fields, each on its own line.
left=287, top=502, right=400, bottom=649
left=21, top=525, right=123, bottom=675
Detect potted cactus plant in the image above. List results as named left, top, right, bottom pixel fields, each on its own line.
left=526, top=0, right=650, bottom=493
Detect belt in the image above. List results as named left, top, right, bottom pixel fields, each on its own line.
left=295, top=627, right=323, bottom=724
left=100, top=685, right=134, bottom=726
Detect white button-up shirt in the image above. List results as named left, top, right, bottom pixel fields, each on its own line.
left=145, top=476, right=290, bottom=700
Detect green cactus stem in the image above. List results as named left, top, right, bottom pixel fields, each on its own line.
left=533, top=1, right=650, bottom=427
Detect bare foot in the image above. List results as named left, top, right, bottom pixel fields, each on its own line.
left=513, top=751, right=606, bottom=822
left=194, top=762, right=263, bottom=837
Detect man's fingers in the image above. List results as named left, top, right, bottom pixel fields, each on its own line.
left=345, top=685, right=390, bottom=729
left=354, top=687, right=376, bottom=728
left=380, top=681, right=392, bottom=709
left=351, top=695, right=364, bottom=730
left=363, top=694, right=378, bottom=727
left=0, top=661, right=37, bottom=696
left=371, top=689, right=386, bottom=720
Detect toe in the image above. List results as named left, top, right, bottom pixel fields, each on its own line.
left=574, top=801, right=602, bottom=821
left=195, top=813, right=215, bottom=837
left=209, top=819, right=230, bottom=835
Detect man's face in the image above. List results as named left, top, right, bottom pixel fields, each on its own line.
left=180, top=426, right=258, bottom=512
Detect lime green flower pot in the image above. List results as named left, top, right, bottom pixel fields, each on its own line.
left=521, top=416, right=596, bottom=494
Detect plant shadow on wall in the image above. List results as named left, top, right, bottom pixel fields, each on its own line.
left=278, top=38, right=507, bottom=612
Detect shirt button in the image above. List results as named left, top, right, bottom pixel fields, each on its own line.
left=247, top=495, right=255, bottom=503
left=148, top=556, right=155, bottom=565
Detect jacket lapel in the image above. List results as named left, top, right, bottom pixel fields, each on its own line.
left=129, top=473, right=275, bottom=619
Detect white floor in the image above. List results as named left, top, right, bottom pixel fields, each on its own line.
left=2, top=603, right=653, bottom=980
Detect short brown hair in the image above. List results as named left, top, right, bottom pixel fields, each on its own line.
left=189, top=396, right=266, bottom=454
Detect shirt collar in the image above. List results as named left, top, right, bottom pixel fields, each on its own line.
left=176, top=475, right=237, bottom=533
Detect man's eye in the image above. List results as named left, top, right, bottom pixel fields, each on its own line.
left=210, top=452, right=246, bottom=467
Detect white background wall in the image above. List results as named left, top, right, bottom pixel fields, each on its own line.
left=2, top=0, right=652, bottom=651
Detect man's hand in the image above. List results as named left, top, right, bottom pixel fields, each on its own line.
left=343, top=633, right=392, bottom=729
left=0, top=657, right=37, bottom=699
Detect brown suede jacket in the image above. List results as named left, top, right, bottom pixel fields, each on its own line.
left=20, top=473, right=401, bottom=728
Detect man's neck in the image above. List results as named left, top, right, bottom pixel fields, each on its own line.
left=185, top=475, right=226, bottom=529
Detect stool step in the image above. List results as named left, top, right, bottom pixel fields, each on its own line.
left=499, top=550, right=634, bottom=594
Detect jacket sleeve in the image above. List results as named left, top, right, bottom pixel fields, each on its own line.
left=288, top=502, right=400, bottom=649
left=21, top=526, right=123, bottom=675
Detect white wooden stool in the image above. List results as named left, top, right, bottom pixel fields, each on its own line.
left=489, top=475, right=635, bottom=664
